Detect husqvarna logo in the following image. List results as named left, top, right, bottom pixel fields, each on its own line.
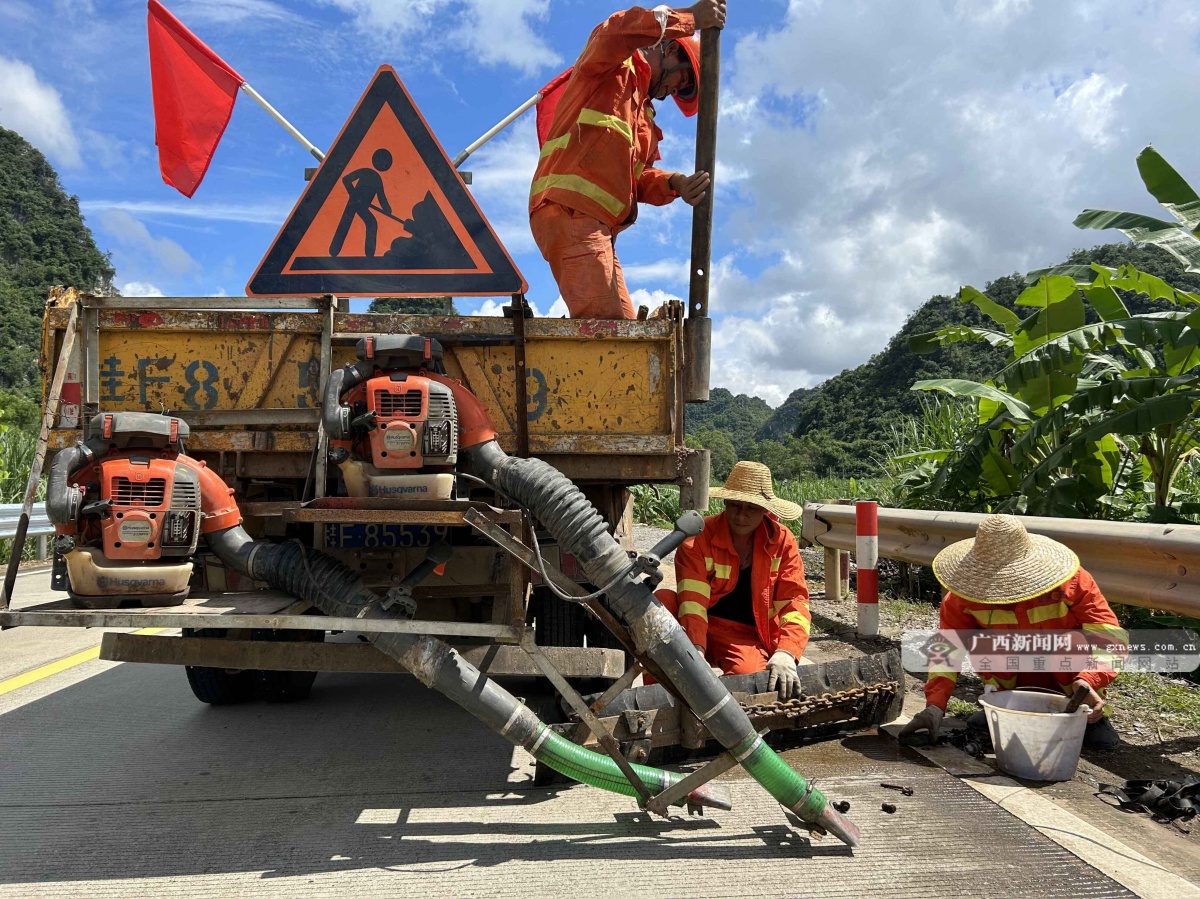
left=368, top=484, right=430, bottom=496
left=96, top=576, right=167, bottom=589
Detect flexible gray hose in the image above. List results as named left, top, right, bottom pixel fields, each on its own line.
left=460, top=439, right=860, bottom=846
left=204, top=528, right=730, bottom=811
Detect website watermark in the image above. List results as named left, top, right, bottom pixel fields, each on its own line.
left=901, top=629, right=1200, bottom=676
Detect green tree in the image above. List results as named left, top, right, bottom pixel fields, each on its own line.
left=368, top=296, right=460, bottom=315
left=687, top=427, right=737, bottom=482
left=0, top=127, right=113, bottom=405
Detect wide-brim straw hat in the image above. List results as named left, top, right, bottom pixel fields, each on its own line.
left=932, top=514, right=1079, bottom=605
left=709, top=461, right=801, bottom=521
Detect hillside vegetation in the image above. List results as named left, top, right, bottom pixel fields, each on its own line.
left=0, top=127, right=113, bottom=428
left=687, top=244, right=1200, bottom=479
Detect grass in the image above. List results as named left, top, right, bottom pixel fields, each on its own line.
left=946, top=696, right=978, bottom=720
left=0, top=426, right=45, bottom=564
left=1107, top=671, right=1200, bottom=732
left=632, top=477, right=885, bottom=537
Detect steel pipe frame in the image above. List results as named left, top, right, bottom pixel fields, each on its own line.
left=802, top=503, right=1200, bottom=617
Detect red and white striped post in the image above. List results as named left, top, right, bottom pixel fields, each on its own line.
left=855, top=501, right=879, bottom=636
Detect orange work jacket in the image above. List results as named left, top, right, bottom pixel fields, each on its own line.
left=925, top=568, right=1128, bottom=710
left=673, top=513, right=812, bottom=659
left=529, top=7, right=693, bottom=229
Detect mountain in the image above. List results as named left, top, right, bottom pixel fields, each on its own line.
left=0, top=127, right=113, bottom=427
left=756, top=387, right=816, bottom=440
left=687, top=243, right=1200, bottom=479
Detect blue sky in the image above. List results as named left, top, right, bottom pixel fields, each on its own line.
left=2, top=0, right=1198, bottom=405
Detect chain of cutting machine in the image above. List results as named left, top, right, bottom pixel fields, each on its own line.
left=741, top=681, right=900, bottom=722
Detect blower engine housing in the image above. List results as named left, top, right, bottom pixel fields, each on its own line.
left=329, top=336, right=459, bottom=500
left=50, top=413, right=218, bottom=607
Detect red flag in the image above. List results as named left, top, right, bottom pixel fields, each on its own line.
left=147, top=0, right=244, bottom=197
left=535, top=67, right=573, bottom=148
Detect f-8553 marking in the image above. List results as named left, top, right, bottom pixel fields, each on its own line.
left=324, top=524, right=450, bottom=549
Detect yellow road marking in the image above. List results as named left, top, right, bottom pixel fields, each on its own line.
left=0, top=628, right=165, bottom=697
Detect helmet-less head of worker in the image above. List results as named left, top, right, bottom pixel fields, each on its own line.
left=647, top=34, right=701, bottom=116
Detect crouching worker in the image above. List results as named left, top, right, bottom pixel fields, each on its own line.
left=654, top=461, right=811, bottom=699
left=900, top=514, right=1125, bottom=751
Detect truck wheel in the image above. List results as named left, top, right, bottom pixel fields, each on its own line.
left=531, top=587, right=586, bottom=648
left=253, top=629, right=323, bottom=703
left=182, top=630, right=255, bottom=704
left=185, top=665, right=256, bottom=705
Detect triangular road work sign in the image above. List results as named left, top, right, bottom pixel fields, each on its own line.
left=247, top=66, right=527, bottom=297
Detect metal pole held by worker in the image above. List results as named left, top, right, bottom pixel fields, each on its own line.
left=683, top=22, right=720, bottom=403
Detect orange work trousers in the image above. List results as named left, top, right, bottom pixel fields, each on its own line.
left=655, top=588, right=771, bottom=675
left=529, top=202, right=635, bottom=320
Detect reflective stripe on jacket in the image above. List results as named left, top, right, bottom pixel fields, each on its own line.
left=528, top=7, right=693, bottom=228
left=672, top=512, right=812, bottom=659
left=924, top=568, right=1128, bottom=710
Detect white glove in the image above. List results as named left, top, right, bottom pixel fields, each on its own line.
left=898, top=705, right=944, bottom=743
left=766, top=649, right=800, bottom=698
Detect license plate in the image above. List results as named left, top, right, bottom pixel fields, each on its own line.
left=323, top=524, right=449, bottom=549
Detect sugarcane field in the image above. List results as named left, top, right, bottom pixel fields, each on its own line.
left=1, top=1, right=1199, bottom=897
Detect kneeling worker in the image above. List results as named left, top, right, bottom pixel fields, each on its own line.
left=655, top=461, right=811, bottom=699
left=900, top=514, right=1125, bottom=750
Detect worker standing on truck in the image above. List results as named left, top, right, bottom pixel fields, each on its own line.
left=899, top=515, right=1125, bottom=750
left=529, top=1, right=726, bottom=319
left=655, top=461, right=811, bottom=698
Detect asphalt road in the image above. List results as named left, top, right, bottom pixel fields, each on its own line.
left=0, top=568, right=1183, bottom=898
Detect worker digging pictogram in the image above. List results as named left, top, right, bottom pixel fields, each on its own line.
left=247, top=65, right=526, bottom=298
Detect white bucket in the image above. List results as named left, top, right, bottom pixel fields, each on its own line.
left=979, top=688, right=1089, bottom=781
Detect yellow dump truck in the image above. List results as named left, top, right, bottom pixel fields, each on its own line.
left=0, top=287, right=710, bottom=704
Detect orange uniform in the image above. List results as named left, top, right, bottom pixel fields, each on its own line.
left=656, top=512, right=812, bottom=674
left=924, top=568, right=1127, bottom=711
left=529, top=7, right=694, bottom=319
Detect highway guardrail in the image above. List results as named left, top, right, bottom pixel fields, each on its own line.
left=801, top=503, right=1200, bottom=617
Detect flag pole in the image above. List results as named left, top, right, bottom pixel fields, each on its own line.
left=241, top=77, right=536, bottom=171
left=451, top=92, right=542, bottom=169
left=239, top=82, right=326, bottom=162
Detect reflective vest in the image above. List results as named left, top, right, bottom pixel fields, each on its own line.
left=529, top=7, right=693, bottom=228
left=924, top=568, right=1128, bottom=710
left=673, top=512, right=812, bottom=659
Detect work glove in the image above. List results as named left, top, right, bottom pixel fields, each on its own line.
left=766, top=649, right=800, bottom=699
left=898, top=705, right=944, bottom=743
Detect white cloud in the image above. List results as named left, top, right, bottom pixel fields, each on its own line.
left=623, top=260, right=689, bottom=288
left=81, top=198, right=294, bottom=225
left=468, top=117, right=539, bottom=257
left=98, top=210, right=198, bottom=277
left=712, top=0, right=1200, bottom=393
left=120, top=281, right=165, bottom=297
left=467, top=295, right=565, bottom=317
left=0, top=56, right=81, bottom=167
left=318, top=0, right=560, bottom=75
left=175, top=0, right=313, bottom=27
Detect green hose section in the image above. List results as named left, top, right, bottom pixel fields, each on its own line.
left=529, top=725, right=690, bottom=804
left=734, top=733, right=828, bottom=821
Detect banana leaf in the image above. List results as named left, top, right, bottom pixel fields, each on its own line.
left=1137, top=146, right=1200, bottom=231
left=911, top=378, right=1032, bottom=421
left=958, top=286, right=1021, bottom=332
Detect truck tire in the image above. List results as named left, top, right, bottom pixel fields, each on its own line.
left=253, top=628, right=323, bottom=703
left=185, top=665, right=256, bottom=705
left=531, top=587, right=586, bottom=648
left=182, top=630, right=255, bottom=704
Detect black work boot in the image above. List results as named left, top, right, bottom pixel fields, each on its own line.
left=1083, top=716, right=1120, bottom=751
left=966, top=709, right=988, bottom=733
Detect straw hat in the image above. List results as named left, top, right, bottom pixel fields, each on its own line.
left=932, top=514, right=1079, bottom=605
left=709, top=461, right=801, bottom=521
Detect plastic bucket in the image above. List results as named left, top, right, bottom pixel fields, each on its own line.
left=979, top=688, right=1089, bottom=781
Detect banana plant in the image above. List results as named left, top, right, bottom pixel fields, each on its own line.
left=904, top=265, right=1200, bottom=518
